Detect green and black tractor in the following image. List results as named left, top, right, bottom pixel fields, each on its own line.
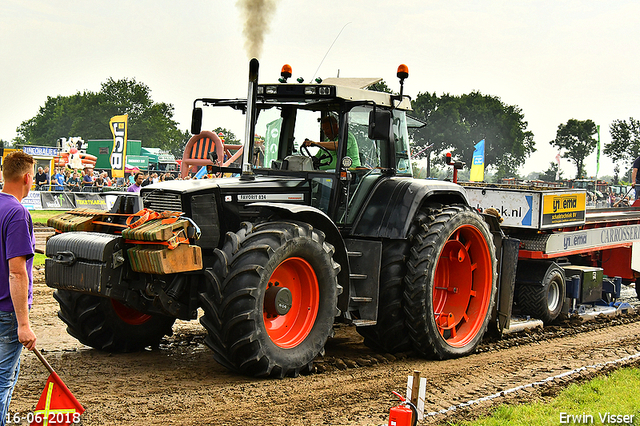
left=45, top=59, right=517, bottom=377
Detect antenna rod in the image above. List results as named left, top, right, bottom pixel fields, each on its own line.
left=311, top=22, right=351, bottom=81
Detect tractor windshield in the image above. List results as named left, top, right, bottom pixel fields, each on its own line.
left=188, top=99, right=412, bottom=178
left=344, top=105, right=412, bottom=175
left=392, top=109, right=412, bottom=175
left=253, top=106, right=323, bottom=169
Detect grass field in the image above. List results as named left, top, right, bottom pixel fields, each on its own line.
left=31, top=210, right=65, bottom=265
left=455, top=367, right=640, bottom=426
left=30, top=210, right=66, bottom=225
left=33, top=253, right=46, bottom=266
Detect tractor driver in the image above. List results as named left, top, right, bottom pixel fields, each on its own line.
left=303, top=116, right=360, bottom=170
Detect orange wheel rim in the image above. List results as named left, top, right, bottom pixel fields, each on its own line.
left=264, top=257, right=319, bottom=348
left=432, top=224, right=492, bottom=347
left=111, top=300, right=152, bottom=325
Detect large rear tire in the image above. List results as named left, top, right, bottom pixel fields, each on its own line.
left=404, top=205, right=497, bottom=359
left=199, top=221, right=341, bottom=377
left=54, top=289, right=176, bottom=352
left=356, top=240, right=412, bottom=353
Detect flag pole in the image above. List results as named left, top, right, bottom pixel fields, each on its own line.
left=595, top=124, right=601, bottom=181
left=33, top=348, right=56, bottom=376
left=31, top=347, right=86, bottom=417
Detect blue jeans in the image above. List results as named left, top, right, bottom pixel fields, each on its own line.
left=0, top=311, right=22, bottom=426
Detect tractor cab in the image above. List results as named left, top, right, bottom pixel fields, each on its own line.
left=189, top=63, right=419, bottom=226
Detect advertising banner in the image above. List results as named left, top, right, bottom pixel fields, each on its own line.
left=264, top=118, right=282, bottom=167
left=109, top=114, right=128, bottom=178
left=40, top=192, right=76, bottom=210
left=73, top=193, right=109, bottom=210
left=465, top=186, right=537, bottom=228
left=469, top=139, right=485, bottom=182
left=541, top=192, right=586, bottom=227
left=21, top=191, right=43, bottom=210
left=22, top=191, right=131, bottom=211
left=23, top=146, right=59, bottom=157
left=125, top=155, right=149, bottom=170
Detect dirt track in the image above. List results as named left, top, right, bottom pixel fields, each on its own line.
left=7, top=266, right=640, bottom=425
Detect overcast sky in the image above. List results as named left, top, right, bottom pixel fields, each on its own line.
left=2, top=0, right=639, bottom=178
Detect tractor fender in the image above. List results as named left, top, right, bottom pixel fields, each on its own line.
left=248, top=202, right=350, bottom=309
left=350, top=177, right=469, bottom=239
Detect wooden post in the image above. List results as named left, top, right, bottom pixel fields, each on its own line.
left=410, top=370, right=420, bottom=407
left=411, top=370, right=420, bottom=425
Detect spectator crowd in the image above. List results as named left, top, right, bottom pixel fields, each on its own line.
left=608, top=190, right=634, bottom=207
left=5, top=165, right=635, bottom=208
left=28, top=166, right=180, bottom=193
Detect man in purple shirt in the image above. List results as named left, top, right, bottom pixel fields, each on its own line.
left=0, top=151, right=37, bottom=421
left=127, top=172, right=144, bottom=193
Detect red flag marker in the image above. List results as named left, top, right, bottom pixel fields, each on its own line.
left=30, top=349, right=84, bottom=426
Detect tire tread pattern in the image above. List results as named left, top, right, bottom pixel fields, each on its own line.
left=515, top=272, right=564, bottom=325
left=54, top=289, right=175, bottom=352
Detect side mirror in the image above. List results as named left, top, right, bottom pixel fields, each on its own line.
left=368, top=109, right=392, bottom=140
left=191, top=107, right=203, bottom=135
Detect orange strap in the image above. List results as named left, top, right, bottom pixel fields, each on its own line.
left=126, top=209, right=183, bottom=229
left=166, top=228, right=188, bottom=249
left=124, top=229, right=188, bottom=250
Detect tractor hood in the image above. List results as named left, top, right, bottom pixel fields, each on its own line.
left=141, top=175, right=307, bottom=197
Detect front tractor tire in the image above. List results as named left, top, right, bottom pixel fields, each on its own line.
left=199, top=221, right=341, bottom=378
left=54, top=290, right=176, bottom=352
left=404, top=205, right=497, bottom=359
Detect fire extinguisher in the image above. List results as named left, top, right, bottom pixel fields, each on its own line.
left=388, top=391, right=418, bottom=426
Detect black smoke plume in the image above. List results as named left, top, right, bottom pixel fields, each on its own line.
left=237, top=0, right=278, bottom=59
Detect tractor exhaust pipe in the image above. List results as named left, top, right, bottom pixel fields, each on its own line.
left=240, top=58, right=260, bottom=180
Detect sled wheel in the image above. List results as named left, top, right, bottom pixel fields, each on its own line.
left=54, top=290, right=175, bottom=352
left=515, top=261, right=566, bottom=325
left=404, top=205, right=497, bottom=359
left=199, top=221, right=341, bottom=377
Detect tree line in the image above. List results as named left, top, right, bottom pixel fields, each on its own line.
left=9, top=77, right=640, bottom=180
left=410, top=93, right=639, bottom=180
left=13, top=78, right=189, bottom=158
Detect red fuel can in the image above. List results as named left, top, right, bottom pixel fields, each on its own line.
left=388, top=404, right=413, bottom=426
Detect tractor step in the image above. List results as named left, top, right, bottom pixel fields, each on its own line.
left=344, top=239, right=382, bottom=323
left=351, top=319, right=377, bottom=327
left=349, top=274, right=367, bottom=280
